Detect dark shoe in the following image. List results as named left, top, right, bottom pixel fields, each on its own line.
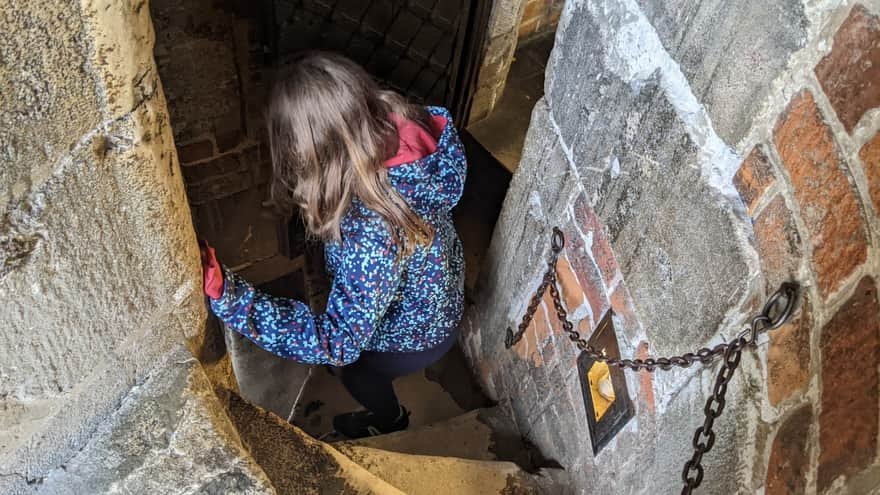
left=332, top=406, right=410, bottom=439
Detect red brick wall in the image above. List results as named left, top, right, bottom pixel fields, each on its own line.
left=740, top=7, right=880, bottom=489
left=723, top=4, right=880, bottom=491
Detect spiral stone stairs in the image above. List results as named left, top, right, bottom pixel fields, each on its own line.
left=31, top=346, right=567, bottom=495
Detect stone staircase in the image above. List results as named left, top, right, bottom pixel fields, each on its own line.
left=34, top=347, right=568, bottom=495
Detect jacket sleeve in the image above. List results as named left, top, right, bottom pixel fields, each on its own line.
left=436, top=127, right=468, bottom=213
left=209, top=221, right=401, bottom=366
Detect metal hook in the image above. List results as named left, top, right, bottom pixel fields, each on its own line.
left=762, top=282, right=799, bottom=329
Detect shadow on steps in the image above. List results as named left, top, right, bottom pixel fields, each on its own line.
left=217, top=388, right=403, bottom=495
left=218, top=388, right=570, bottom=494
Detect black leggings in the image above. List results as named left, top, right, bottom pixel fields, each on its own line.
left=342, top=332, right=457, bottom=424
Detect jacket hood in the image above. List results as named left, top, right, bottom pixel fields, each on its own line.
left=385, top=106, right=467, bottom=218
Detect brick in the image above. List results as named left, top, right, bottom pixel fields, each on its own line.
left=515, top=306, right=547, bottom=368
left=814, top=5, right=880, bottom=132
left=512, top=319, right=536, bottom=364
left=610, top=282, right=640, bottom=339
left=754, top=195, right=802, bottom=292
left=190, top=186, right=279, bottom=266
left=766, top=405, right=812, bottom=495
left=773, top=91, right=867, bottom=297
left=636, top=342, right=655, bottom=414
left=216, top=129, right=244, bottom=153
left=177, top=139, right=215, bottom=164
left=733, top=147, right=775, bottom=215
left=522, top=0, right=549, bottom=24
left=182, top=154, right=243, bottom=185
left=184, top=171, right=252, bottom=205
left=818, top=276, right=880, bottom=490
left=563, top=229, right=610, bottom=326
left=533, top=302, right=553, bottom=347
left=766, top=297, right=810, bottom=406
left=518, top=18, right=539, bottom=39
left=860, top=131, right=880, bottom=212
left=572, top=192, right=619, bottom=285
left=555, top=254, right=589, bottom=314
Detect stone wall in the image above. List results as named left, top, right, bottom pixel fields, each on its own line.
left=0, top=0, right=205, bottom=491
left=468, top=0, right=527, bottom=124
left=151, top=0, right=288, bottom=277
left=150, top=0, right=317, bottom=423
left=469, top=0, right=563, bottom=125
left=462, top=0, right=880, bottom=493
left=518, top=0, right=563, bottom=40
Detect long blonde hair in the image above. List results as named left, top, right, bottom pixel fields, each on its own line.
left=267, top=51, right=434, bottom=252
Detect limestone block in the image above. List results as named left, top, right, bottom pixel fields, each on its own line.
left=0, top=0, right=204, bottom=486
left=0, top=67, right=202, bottom=401
left=547, top=3, right=750, bottom=356
left=488, top=0, right=528, bottom=38
left=0, top=0, right=102, bottom=209
left=37, top=347, right=274, bottom=494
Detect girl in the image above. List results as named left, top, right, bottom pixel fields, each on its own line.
left=199, top=51, right=467, bottom=439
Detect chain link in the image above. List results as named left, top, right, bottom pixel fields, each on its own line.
left=504, top=226, right=799, bottom=493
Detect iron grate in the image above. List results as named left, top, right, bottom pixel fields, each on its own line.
left=272, top=0, right=466, bottom=106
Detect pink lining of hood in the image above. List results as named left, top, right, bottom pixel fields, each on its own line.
left=384, top=114, right=448, bottom=168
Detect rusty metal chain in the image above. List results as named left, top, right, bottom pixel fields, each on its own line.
left=504, top=226, right=799, bottom=493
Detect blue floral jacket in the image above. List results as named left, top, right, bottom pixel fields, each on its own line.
left=210, top=107, right=466, bottom=366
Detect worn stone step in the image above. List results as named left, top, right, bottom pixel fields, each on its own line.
left=342, top=406, right=531, bottom=461
left=218, top=388, right=405, bottom=495
left=337, top=409, right=497, bottom=461
left=337, top=445, right=568, bottom=495
left=336, top=404, right=555, bottom=472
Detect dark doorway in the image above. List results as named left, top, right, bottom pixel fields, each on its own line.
left=150, top=0, right=499, bottom=425
left=152, top=0, right=491, bottom=282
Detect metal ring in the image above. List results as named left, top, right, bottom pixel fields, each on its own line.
left=551, top=227, right=565, bottom=252
left=762, top=282, right=799, bottom=329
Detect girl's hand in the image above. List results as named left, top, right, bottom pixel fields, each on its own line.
left=198, top=239, right=224, bottom=299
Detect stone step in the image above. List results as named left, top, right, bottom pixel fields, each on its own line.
left=337, top=409, right=496, bottom=461
left=336, top=405, right=554, bottom=472
left=340, top=407, right=523, bottom=461
left=337, top=445, right=567, bottom=495
left=34, top=346, right=404, bottom=495
left=218, top=388, right=405, bottom=495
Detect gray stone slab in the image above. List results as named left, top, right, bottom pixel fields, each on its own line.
left=639, top=0, right=807, bottom=143
left=582, top=87, right=750, bottom=355
left=37, top=347, right=274, bottom=495
left=545, top=1, right=750, bottom=356
left=225, top=326, right=312, bottom=421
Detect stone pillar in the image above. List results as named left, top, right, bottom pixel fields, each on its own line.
left=462, top=0, right=880, bottom=492
left=0, top=0, right=205, bottom=491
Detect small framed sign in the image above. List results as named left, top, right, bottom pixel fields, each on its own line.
left=576, top=311, right=635, bottom=455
